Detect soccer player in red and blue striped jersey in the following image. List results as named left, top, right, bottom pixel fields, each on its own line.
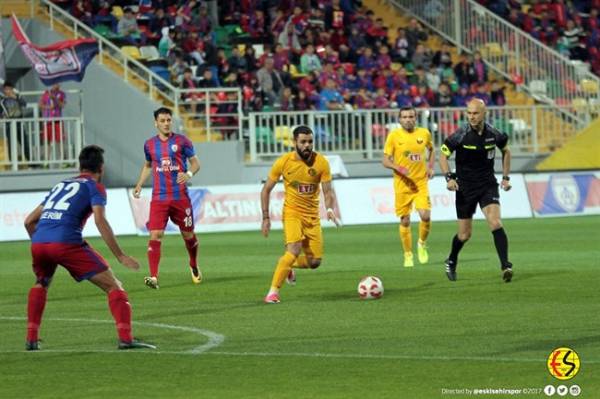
left=133, top=107, right=201, bottom=289
left=23, top=145, right=155, bottom=350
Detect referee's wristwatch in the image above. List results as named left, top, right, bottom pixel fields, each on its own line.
left=502, top=175, right=510, bottom=181
left=445, top=172, right=457, bottom=182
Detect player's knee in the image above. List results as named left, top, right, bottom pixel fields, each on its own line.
left=458, top=231, right=471, bottom=241
left=421, top=215, right=431, bottom=222
left=309, top=259, right=321, bottom=269
left=150, top=230, right=164, bottom=240
left=400, top=216, right=411, bottom=227
left=489, top=220, right=503, bottom=231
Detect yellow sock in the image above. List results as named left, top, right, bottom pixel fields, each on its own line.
left=399, top=225, right=412, bottom=254
left=293, top=255, right=310, bottom=269
left=419, top=220, right=431, bottom=243
left=270, top=252, right=297, bottom=290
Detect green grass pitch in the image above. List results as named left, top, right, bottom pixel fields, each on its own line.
left=0, top=217, right=598, bottom=398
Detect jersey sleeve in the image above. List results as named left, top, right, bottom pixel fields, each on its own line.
left=495, top=130, right=509, bottom=150
left=425, top=129, right=433, bottom=149
left=89, top=182, right=107, bottom=207
left=182, top=136, right=196, bottom=158
left=320, top=156, right=332, bottom=183
left=268, top=156, right=285, bottom=182
left=144, top=140, right=152, bottom=162
left=441, top=132, right=460, bottom=156
left=383, top=131, right=395, bottom=156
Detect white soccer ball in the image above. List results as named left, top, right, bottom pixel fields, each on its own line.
left=358, top=276, right=384, bottom=300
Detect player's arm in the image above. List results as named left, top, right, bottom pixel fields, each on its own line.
left=500, top=146, right=512, bottom=191
left=440, top=142, right=458, bottom=191
left=382, top=153, right=409, bottom=176
left=24, top=205, right=44, bottom=238
left=133, top=161, right=152, bottom=198
left=93, top=205, right=140, bottom=270
left=260, top=178, right=277, bottom=237
left=322, top=181, right=341, bottom=227
left=177, top=155, right=201, bottom=184
left=426, top=142, right=435, bottom=179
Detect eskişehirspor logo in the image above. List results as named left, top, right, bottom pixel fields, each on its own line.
left=550, top=175, right=580, bottom=213
left=547, top=347, right=580, bottom=380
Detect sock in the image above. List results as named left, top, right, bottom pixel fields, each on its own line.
left=448, top=234, right=466, bottom=263
left=26, top=287, right=47, bottom=342
left=184, top=236, right=198, bottom=269
left=293, top=255, right=310, bottom=269
left=419, top=220, right=431, bottom=243
left=147, top=239, right=161, bottom=278
left=399, top=225, right=412, bottom=254
left=108, top=289, right=133, bottom=343
left=492, top=227, right=509, bottom=268
left=270, top=252, right=297, bottom=291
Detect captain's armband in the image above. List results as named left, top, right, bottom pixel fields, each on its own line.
left=440, top=144, right=452, bottom=157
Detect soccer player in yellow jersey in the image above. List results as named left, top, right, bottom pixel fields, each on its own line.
left=382, top=106, right=435, bottom=267
left=260, top=125, right=341, bottom=304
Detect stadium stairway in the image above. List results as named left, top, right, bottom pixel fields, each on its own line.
left=536, top=116, right=600, bottom=170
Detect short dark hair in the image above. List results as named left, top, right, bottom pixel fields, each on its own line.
left=3, top=81, right=14, bottom=89
left=292, top=125, right=313, bottom=139
left=153, top=107, right=172, bottom=119
left=79, top=145, right=104, bottom=173
left=399, top=106, right=416, bottom=116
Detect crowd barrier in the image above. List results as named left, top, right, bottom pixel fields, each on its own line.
left=1, top=171, right=599, bottom=242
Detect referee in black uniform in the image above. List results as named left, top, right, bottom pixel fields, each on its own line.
left=439, top=99, right=513, bottom=282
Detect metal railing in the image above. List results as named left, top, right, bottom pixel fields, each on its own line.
left=247, top=105, right=589, bottom=162
left=387, top=0, right=600, bottom=107
left=34, top=0, right=242, bottom=141
left=1, top=116, right=83, bottom=170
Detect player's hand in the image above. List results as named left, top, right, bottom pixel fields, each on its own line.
left=446, top=179, right=459, bottom=191
left=394, top=165, right=409, bottom=176
left=133, top=186, right=142, bottom=199
left=118, top=254, right=140, bottom=271
left=176, top=172, right=189, bottom=184
left=261, top=218, right=271, bottom=237
left=501, top=179, right=512, bottom=191
left=327, top=208, right=341, bottom=227
left=427, top=168, right=435, bottom=179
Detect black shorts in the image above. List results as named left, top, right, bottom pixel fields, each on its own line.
left=455, top=183, right=500, bottom=219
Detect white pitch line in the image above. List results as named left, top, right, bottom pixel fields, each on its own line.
left=0, top=316, right=224, bottom=355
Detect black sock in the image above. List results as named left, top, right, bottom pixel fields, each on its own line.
left=448, top=234, right=466, bottom=263
left=492, top=227, right=509, bottom=268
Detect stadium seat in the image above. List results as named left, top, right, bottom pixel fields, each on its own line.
left=289, top=64, right=307, bottom=79
left=121, top=46, right=142, bottom=60
left=571, top=98, right=588, bottom=110
left=274, top=126, right=294, bottom=147
left=93, top=24, right=113, bottom=38
left=112, top=5, right=123, bottom=19
left=140, top=45, right=160, bottom=60
left=529, top=80, right=547, bottom=96
left=580, top=79, right=599, bottom=95
left=255, top=127, right=273, bottom=144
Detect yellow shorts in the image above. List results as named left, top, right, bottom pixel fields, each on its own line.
left=282, top=212, right=323, bottom=259
left=395, top=187, right=431, bottom=217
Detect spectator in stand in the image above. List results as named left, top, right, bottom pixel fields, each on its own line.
left=170, top=51, right=189, bottom=84
left=406, top=18, right=428, bottom=54
left=453, top=84, right=471, bottom=106
left=271, top=9, right=288, bottom=38
left=356, top=67, right=374, bottom=91
left=342, top=71, right=361, bottom=93
left=348, top=26, right=368, bottom=55
left=507, top=8, right=522, bottom=27
left=244, top=46, right=258, bottom=72
left=279, top=87, right=294, bottom=111
left=248, top=9, right=266, bottom=38
left=192, top=4, right=213, bottom=35
left=411, top=43, right=433, bottom=70
left=454, top=53, right=477, bottom=86
left=278, top=22, right=302, bottom=53
left=94, top=1, right=118, bottom=32
left=39, top=84, right=66, bottom=162
left=473, top=84, right=492, bottom=105
left=228, top=47, right=248, bottom=73
left=215, top=48, right=231, bottom=82
left=289, top=5, right=309, bottom=35
left=330, top=28, right=348, bottom=51
left=181, top=67, right=200, bottom=114
left=71, top=0, right=94, bottom=27
left=358, top=46, right=377, bottom=72
left=354, top=87, right=374, bottom=109
left=294, top=90, right=312, bottom=111
left=257, top=57, right=285, bottom=106
left=367, top=18, right=388, bottom=44
left=411, top=66, right=428, bottom=87
left=319, top=79, right=345, bottom=110
left=300, top=44, right=323, bottom=74
left=433, top=42, right=453, bottom=69
left=149, top=8, right=175, bottom=37
left=182, top=31, right=205, bottom=66
left=434, top=82, right=454, bottom=107
left=490, top=81, right=506, bottom=106
left=273, top=44, right=290, bottom=71
left=325, top=0, right=348, bottom=31
left=426, top=66, right=441, bottom=91
left=373, top=87, right=390, bottom=108
left=321, top=44, right=340, bottom=65
left=197, top=67, right=219, bottom=89
left=1, top=82, right=29, bottom=162
left=118, top=7, right=143, bottom=45
left=393, top=28, right=410, bottom=63
left=377, top=45, right=392, bottom=71
left=472, top=51, right=488, bottom=85
left=158, top=27, right=176, bottom=58
left=413, top=85, right=431, bottom=108
left=395, top=87, right=413, bottom=107
left=562, top=19, right=588, bottom=60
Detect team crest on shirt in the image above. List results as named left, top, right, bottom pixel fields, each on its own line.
left=416, top=137, right=424, bottom=144
left=171, top=144, right=178, bottom=152
left=185, top=208, right=191, bottom=216
left=307, top=168, right=317, bottom=176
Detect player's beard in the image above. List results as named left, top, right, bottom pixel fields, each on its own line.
left=296, top=146, right=313, bottom=161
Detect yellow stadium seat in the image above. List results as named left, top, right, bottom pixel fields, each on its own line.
left=571, top=98, right=588, bottom=109
left=580, top=79, right=599, bottom=95
left=486, top=42, right=503, bottom=57
left=289, top=64, right=307, bottom=79
left=112, top=5, right=124, bottom=19
left=121, top=46, right=142, bottom=60
left=274, top=126, right=294, bottom=147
